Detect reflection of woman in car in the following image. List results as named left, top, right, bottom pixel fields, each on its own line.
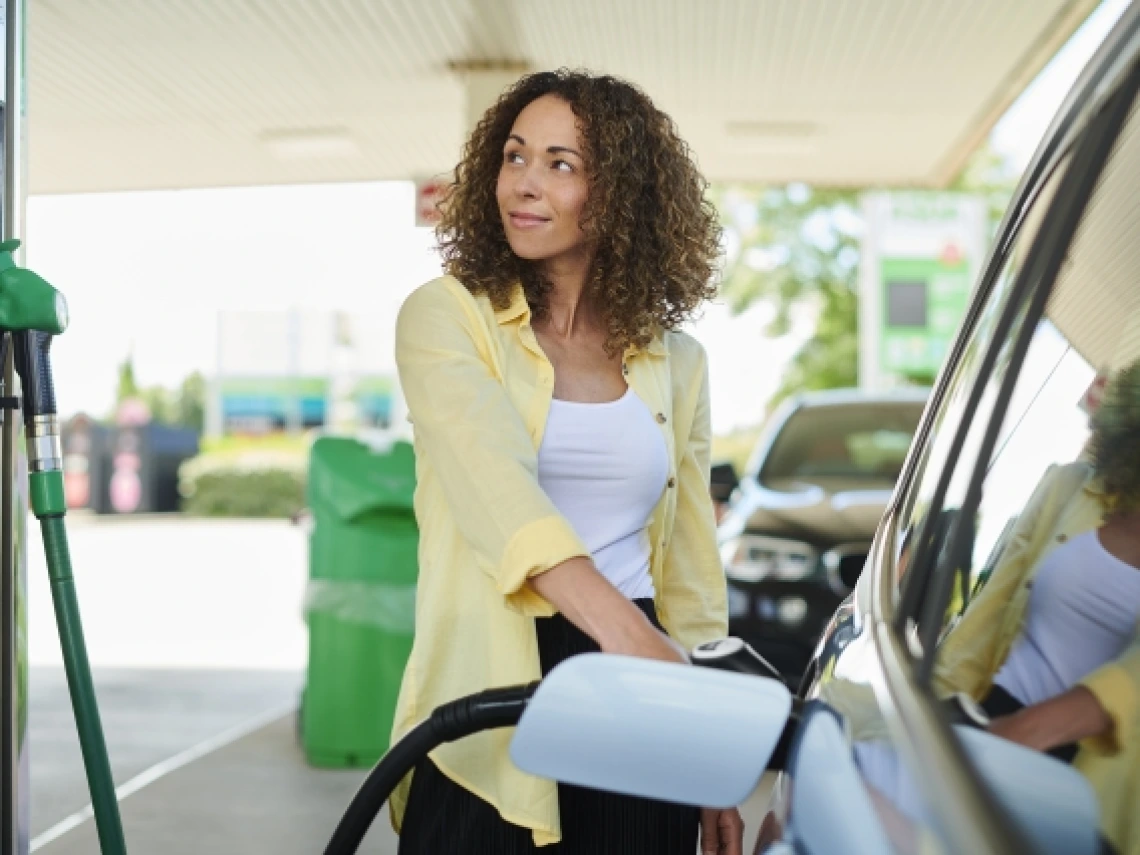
left=390, top=71, right=741, bottom=854
left=936, top=362, right=1140, bottom=855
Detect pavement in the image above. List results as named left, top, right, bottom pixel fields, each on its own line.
left=24, top=515, right=773, bottom=853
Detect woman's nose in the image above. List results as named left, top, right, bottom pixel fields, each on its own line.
left=513, top=165, right=541, bottom=199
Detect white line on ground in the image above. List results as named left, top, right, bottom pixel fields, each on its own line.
left=31, top=701, right=298, bottom=851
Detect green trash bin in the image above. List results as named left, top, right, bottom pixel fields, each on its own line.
left=301, top=436, right=418, bottom=768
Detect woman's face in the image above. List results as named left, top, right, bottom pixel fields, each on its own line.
left=496, top=94, right=592, bottom=269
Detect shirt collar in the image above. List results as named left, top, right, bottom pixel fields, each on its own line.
left=494, top=285, right=530, bottom=325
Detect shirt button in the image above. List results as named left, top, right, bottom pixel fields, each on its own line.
left=656, top=413, right=667, bottom=424
left=667, top=477, right=676, bottom=488
left=1057, top=534, right=1068, bottom=543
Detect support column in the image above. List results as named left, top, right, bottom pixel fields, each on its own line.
left=0, top=1, right=29, bottom=853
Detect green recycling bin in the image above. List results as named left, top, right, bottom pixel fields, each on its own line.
left=301, top=436, right=418, bottom=768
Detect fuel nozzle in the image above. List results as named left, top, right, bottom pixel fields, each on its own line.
left=691, top=637, right=785, bottom=681
left=0, top=239, right=69, bottom=338
left=0, top=239, right=70, bottom=480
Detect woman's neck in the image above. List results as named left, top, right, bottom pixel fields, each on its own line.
left=541, top=286, right=601, bottom=341
left=537, top=254, right=597, bottom=341
left=1099, top=507, right=1140, bottom=568
left=1104, top=506, right=1140, bottom=528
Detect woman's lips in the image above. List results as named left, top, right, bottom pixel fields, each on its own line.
left=508, top=212, right=550, bottom=229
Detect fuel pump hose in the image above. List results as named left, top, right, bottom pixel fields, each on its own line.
left=0, top=242, right=129, bottom=855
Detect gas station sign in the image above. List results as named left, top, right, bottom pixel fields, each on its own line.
left=879, top=254, right=973, bottom=375
left=859, top=192, right=987, bottom=389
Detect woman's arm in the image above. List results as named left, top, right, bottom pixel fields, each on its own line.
left=1074, top=629, right=1140, bottom=754
left=530, top=557, right=686, bottom=662
left=988, top=685, right=1112, bottom=751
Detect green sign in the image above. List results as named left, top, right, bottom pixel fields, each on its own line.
left=879, top=256, right=971, bottom=376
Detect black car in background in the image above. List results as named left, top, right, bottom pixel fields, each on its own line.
left=716, top=389, right=927, bottom=680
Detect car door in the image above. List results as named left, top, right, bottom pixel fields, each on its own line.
left=761, top=7, right=1140, bottom=854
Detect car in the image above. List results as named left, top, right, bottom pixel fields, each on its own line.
left=756, top=7, right=1140, bottom=854
left=716, top=389, right=927, bottom=681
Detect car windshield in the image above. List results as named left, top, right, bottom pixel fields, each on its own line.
left=759, top=401, right=925, bottom=487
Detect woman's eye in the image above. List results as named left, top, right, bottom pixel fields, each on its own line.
left=504, top=151, right=524, bottom=165
left=552, top=159, right=573, bottom=172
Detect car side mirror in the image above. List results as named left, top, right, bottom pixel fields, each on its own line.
left=709, top=461, right=740, bottom=504
left=510, top=653, right=792, bottom=808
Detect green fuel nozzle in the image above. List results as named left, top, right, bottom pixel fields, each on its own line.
left=0, top=240, right=126, bottom=854
left=0, top=238, right=69, bottom=481
left=0, top=239, right=69, bottom=337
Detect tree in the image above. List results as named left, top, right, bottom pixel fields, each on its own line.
left=716, top=184, right=862, bottom=409
left=715, top=143, right=1019, bottom=413
left=109, top=356, right=206, bottom=432
left=115, top=353, right=140, bottom=404
left=174, top=372, right=206, bottom=433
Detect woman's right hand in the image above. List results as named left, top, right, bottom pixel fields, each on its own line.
left=602, top=618, right=689, bottom=664
left=529, top=556, right=690, bottom=665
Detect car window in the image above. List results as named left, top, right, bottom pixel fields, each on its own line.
left=928, top=90, right=1140, bottom=855
left=931, top=93, right=1140, bottom=637
left=759, top=402, right=925, bottom=488
left=888, top=155, right=1071, bottom=605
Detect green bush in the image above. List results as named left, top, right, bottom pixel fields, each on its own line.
left=179, top=450, right=306, bottom=518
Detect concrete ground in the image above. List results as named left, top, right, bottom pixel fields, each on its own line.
left=26, top=516, right=773, bottom=853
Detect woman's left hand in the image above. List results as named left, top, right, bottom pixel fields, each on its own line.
left=987, top=685, right=1112, bottom=752
left=700, top=807, right=744, bottom=855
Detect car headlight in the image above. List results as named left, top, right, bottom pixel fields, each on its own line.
left=721, top=534, right=817, bottom=583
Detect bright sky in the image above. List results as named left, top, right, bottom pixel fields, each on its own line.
left=27, top=0, right=1131, bottom=434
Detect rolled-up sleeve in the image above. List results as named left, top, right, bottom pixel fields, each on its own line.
left=395, top=281, right=588, bottom=616
left=1078, top=631, right=1140, bottom=756
left=658, top=343, right=728, bottom=651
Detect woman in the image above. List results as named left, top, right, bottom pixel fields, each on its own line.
left=390, top=70, right=742, bottom=854
left=936, top=361, right=1140, bottom=855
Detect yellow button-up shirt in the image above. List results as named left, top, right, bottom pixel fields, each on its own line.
left=389, top=276, right=729, bottom=845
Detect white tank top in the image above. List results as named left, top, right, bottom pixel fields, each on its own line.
left=537, top=387, right=669, bottom=600
left=994, top=529, right=1140, bottom=706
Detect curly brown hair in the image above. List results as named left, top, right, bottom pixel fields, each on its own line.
left=436, top=69, right=721, bottom=354
left=1090, top=360, right=1140, bottom=514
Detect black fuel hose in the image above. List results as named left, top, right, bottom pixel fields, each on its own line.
left=323, top=682, right=539, bottom=855
left=324, top=639, right=801, bottom=854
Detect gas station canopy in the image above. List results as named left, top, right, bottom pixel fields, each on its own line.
left=29, top=0, right=1099, bottom=195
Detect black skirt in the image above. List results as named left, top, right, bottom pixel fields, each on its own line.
left=398, top=598, right=700, bottom=854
